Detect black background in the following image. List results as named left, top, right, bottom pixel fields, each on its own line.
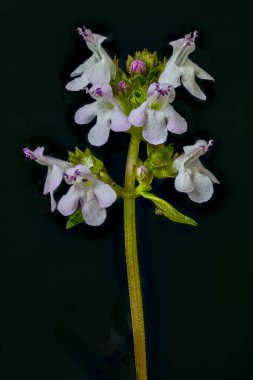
left=1, top=0, right=253, bottom=379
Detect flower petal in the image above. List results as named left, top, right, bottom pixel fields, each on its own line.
left=81, top=191, right=106, bottom=226
left=196, top=161, right=220, bottom=184
left=128, top=101, right=148, bottom=127
left=165, top=105, right=187, bottom=134
left=174, top=168, right=194, bottom=193
left=88, top=111, right=111, bottom=146
left=88, top=58, right=111, bottom=85
left=74, top=102, right=98, bottom=124
left=192, top=62, right=214, bottom=81
left=181, top=63, right=207, bottom=100
left=142, top=109, right=168, bottom=145
left=43, top=164, right=63, bottom=195
left=110, top=107, right=131, bottom=132
left=188, top=172, right=214, bottom=203
left=66, top=71, right=90, bottom=91
left=158, top=61, right=182, bottom=88
left=57, top=185, right=82, bottom=216
left=93, top=181, right=117, bottom=208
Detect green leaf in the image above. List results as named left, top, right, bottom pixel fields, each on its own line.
left=66, top=209, right=85, bottom=229
left=140, top=192, right=198, bottom=226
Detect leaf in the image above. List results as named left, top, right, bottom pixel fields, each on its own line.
left=66, top=209, right=85, bottom=229
left=140, top=192, right=197, bottom=226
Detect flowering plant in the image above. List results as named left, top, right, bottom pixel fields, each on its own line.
left=24, top=27, right=219, bottom=380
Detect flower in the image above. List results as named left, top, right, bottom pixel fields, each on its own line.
left=172, top=140, right=220, bottom=203
left=159, top=31, right=214, bottom=100
left=74, top=84, right=131, bottom=146
left=128, top=83, right=187, bottom=145
left=57, top=164, right=117, bottom=226
left=130, top=60, right=146, bottom=74
left=23, top=147, right=72, bottom=211
left=66, top=27, right=116, bottom=91
left=117, top=80, right=129, bottom=92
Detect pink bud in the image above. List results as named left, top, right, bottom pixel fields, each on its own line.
left=137, top=165, right=149, bottom=179
left=130, top=60, right=146, bottom=74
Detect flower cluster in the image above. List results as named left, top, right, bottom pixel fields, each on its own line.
left=24, top=26, right=219, bottom=227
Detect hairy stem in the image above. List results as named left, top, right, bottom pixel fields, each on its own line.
left=124, top=132, right=147, bottom=380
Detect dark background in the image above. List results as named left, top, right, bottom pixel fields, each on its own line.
left=1, top=0, right=253, bottom=379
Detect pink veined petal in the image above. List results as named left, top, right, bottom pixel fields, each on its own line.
left=128, top=101, right=148, bottom=127
left=181, top=64, right=207, bottom=100
left=88, top=111, right=111, bottom=146
left=188, top=171, right=214, bottom=203
left=110, top=107, right=131, bottom=132
left=43, top=165, right=63, bottom=195
left=142, top=109, right=168, bottom=145
left=74, top=102, right=99, bottom=124
left=174, top=168, right=194, bottom=193
left=158, top=61, right=181, bottom=88
left=93, top=181, right=117, bottom=208
left=165, top=105, right=187, bottom=134
left=57, top=185, right=82, bottom=216
left=81, top=191, right=107, bottom=226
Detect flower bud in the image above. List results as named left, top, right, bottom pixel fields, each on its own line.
left=117, top=80, right=129, bottom=91
left=136, top=165, right=149, bottom=179
left=130, top=60, right=146, bottom=74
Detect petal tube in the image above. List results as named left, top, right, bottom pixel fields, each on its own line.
left=88, top=112, right=111, bottom=146
left=128, top=101, right=148, bottom=127
left=74, top=102, right=99, bottom=124
left=57, top=185, right=82, bottom=216
left=81, top=192, right=107, bottom=226
left=110, top=107, right=131, bottom=132
left=142, top=109, right=168, bottom=145
left=93, top=181, right=117, bottom=208
left=188, top=172, right=214, bottom=203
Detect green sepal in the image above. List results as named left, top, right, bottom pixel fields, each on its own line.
left=68, top=147, right=103, bottom=174
left=66, top=209, right=85, bottom=229
left=140, top=192, right=198, bottom=226
left=145, top=144, right=176, bottom=179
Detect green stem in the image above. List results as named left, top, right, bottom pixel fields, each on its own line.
left=124, top=133, right=147, bottom=380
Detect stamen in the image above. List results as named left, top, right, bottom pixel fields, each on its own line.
left=63, top=173, right=69, bottom=179
left=75, top=169, right=81, bottom=175
left=70, top=175, right=77, bottom=181
left=23, top=148, right=37, bottom=161
left=200, top=139, right=214, bottom=153
left=82, top=178, right=88, bottom=182
left=175, top=31, right=198, bottom=67
left=77, top=26, right=94, bottom=43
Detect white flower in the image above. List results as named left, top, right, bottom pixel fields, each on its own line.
left=23, top=147, right=72, bottom=211
left=57, top=164, right=117, bottom=226
left=173, top=140, right=220, bottom=203
left=128, top=83, right=187, bottom=145
left=159, top=31, right=214, bottom=100
left=74, top=84, right=131, bottom=146
left=66, top=27, right=116, bottom=91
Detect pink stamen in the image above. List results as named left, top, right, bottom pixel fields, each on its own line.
left=77, top=26, right=94, bottom=43
left=23, top=148, right=37, bottom=161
